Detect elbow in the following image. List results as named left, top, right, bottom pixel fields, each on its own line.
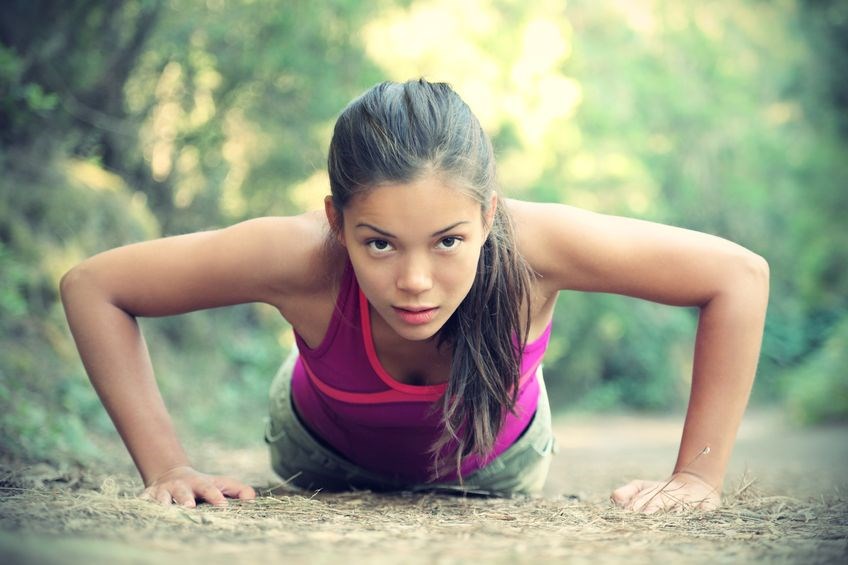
left=734, top=252, right=770, bottom=305
left=746, top=252, right=770, bottom=289
left=59, top=264, right=93, bottom=306
left=59, top=266, right=80, bottom=305
left=60, top=263, right=128, bottom=320
left=702, top=251, right=769, bottom=313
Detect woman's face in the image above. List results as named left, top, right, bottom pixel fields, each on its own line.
left=333, top=176, right=495, bottom=342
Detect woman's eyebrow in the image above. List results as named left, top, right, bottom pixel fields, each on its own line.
left=355, top=221, right=470, bottom=238
left=432, top=221, right=470, bottom=236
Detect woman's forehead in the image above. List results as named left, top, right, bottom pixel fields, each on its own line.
left=350, top=178, right=479, bottom=211
left=344, top=179, right=483, bottom=233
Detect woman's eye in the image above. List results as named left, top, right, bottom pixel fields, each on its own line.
left=437, top=237, right=461, bottom=250
left=367, top=240, right=392, bottom=253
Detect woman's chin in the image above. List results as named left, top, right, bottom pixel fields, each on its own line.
left=392, top=323, right=441, bottom=342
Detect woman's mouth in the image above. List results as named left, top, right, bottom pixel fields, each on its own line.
left=392, top=306, right=439, bottom=325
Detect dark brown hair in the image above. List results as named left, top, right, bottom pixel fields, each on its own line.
left=327, top=79, right=533, bottom=479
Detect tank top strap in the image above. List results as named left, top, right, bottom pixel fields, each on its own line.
left=293, top=257, right=357, bottom=358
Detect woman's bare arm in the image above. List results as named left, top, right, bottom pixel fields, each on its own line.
left=60, top=213, right=329, bottom=504
left=510, top=200, right=769, bottom=508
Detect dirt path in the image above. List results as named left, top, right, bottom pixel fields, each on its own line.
left=1, top=410, right=846, bottom=564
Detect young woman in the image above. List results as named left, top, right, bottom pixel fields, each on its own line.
left=60, top=79, right=769, bottom=513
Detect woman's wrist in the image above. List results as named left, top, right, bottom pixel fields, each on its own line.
left=141, top=460, right=193, bottom=486
left=672, top=469, right=722, bottom=492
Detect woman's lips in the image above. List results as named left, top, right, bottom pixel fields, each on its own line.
left=393, top=306, right=439, bottom=325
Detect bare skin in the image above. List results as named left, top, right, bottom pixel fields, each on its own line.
left=60, top=176, right=768, bottom=511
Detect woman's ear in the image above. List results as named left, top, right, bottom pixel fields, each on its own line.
left=324, top=195, right=346, bottom=246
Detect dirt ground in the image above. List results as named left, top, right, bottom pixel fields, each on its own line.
left=1, top=410, right=846, bottom=564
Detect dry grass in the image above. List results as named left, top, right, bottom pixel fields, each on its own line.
left=0, top=462, right=845, bottom=565
left=2, top=413, right=846, bottom=564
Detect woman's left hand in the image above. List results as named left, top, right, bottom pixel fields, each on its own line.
left=610, top=472, right=721, bottom=513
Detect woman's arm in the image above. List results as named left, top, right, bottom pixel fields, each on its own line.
left=60, top=213, right=329, bottom=505
left=510, top=200, right=769, bottom=510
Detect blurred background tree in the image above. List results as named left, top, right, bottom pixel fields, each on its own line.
left=1, top=0, right=845, bottom=465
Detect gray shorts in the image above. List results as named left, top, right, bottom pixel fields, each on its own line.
left=265, top=348, right=555, bottom=496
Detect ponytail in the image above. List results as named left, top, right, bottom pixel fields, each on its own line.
left=431, top=203, right=532, bottom=480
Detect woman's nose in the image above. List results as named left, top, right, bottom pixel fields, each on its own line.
left=396, top=254, right=433, bottom=294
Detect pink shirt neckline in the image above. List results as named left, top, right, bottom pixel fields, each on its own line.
left=358, top=288, right=552, bottom=398
left=359, top=289, right=449, bottom=399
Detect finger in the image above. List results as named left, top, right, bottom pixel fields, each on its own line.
left=684, top=490, right=719, bottom=512
left=611, top=480, right=652, bottom=506
left=632, top=484, right=686, bottom=514
left=633, top=494, right=666, bottom=514
left=212, top=477, right=256, bottom=500
left=630, top=489, right=661, bottom=514
left=170, top=484, right=197, bottom=508
left=194, top=482, right=227, bottom=506
left=698, top=495, right=720, bottom=511
left=628, top=482, right=673, bottom=513
left=154, top=488, right=174, bottom=506
left=610, top=480, right=640, bottom=506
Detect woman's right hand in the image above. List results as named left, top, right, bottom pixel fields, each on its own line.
left=140, top=465, right=256, bottom=508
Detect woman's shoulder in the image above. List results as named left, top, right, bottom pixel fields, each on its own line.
left=501, top=197, right=570, bottom=280
left=248, top=210, right=348, bottom=343
left=502, top=197, right=617, bottom=295
left=503, top=196, right=631, bottom=280
left=244, top=210, right=347, bottom=298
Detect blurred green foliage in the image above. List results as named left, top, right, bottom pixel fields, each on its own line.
left=782, top=317, right=848, bottom=424
left=0, top=0, right=845, bottom=465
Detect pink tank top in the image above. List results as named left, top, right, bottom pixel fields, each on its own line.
left=290, top=260, right=552, bottom=483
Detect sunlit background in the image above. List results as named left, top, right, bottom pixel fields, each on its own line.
left=1, top=0, right=845, bottom=464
